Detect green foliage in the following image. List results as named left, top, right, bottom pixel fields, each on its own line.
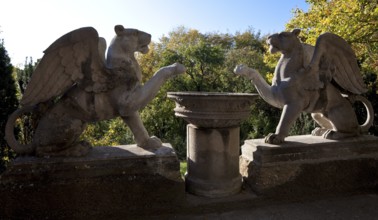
left=180, top=161, right=187, bottom=178
left=289, top=113, right=316, bottom=136
left=140, top=90, right=188, bottom=158
left=15, top=57, right=38, bottom=145
left=80, top=118, right=134, bottom=146
left=287, top=0, right=377, bottom=73
left=136, top=27, right=272, bottom=159
left=16, top=57, right=35, bottom=95
left=246, top=99, right=281, bottom=139
left=73, top=27, right=277, bottom=158
left=0, top=40, right=18, bottom=172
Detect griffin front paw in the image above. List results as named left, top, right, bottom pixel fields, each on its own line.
left=234, top=65, right=257, bottom=80
left=264, top=133, right=285, bottom=144
left=138, top=136, right=163, bottom=151
left=172, top=63, right=186, bottom=75
left=161, top=63, right=186, bottom=78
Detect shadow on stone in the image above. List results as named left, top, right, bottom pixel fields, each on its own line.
left=240, top=135, right=378, bottom=198
left=0, top=144, right=185, bottom=219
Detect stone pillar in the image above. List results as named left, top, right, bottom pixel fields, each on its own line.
left=167, top=92, right=258, bottom=198
left=186, top=124, right=241, bottom=197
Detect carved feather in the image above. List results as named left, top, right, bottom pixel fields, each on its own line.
left=310, top=33, right=367, bottom=94
left=21, top=27, right=109, bottom=106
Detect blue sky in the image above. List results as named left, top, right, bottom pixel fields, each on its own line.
left=0, top=0, right=308, bottom=66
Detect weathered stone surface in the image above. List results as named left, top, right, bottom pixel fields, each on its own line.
left=186, top=125, right=241, bottom=197
left=167, top=92, right=257, bottom=198
left=5, top=25, right=186, bottom=157
left=240, top=135, right=378, bottom=197
left=167, top=92, right=258, bottom=128
left=235, top=30, right=374, bottom=145
left=0, top=144, right=185, bottom=219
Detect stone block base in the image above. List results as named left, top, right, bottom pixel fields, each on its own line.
left=0, top=144, right=185, bottom=219
left=240, top=135, right=378, bottom=197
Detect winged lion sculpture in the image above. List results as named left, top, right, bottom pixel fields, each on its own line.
left=5, top=25, right=186, bottom=156
left=235, top=29, right=374, bottom=144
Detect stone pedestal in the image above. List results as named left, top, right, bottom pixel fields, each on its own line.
left=167, top=92, right=258, bottom=198
left=186, top=124, right=241, bottom=197
left=0, top=144, right=185, bottom=219
left=240, top=135, right=378, bottom=197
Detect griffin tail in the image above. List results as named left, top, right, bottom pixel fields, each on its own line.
left=5, top=106, right=36, bottom=154
left=348, top=95, right=374, bottom=133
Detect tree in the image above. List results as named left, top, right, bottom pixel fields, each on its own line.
left=286, top=0, right=378, bottom=135
left=287, top=0, right=377, bottom=73
left=12, top=57, right=39, bottom=146
left=17, top=57, right=35, bottom=95
left=138, top=27, right=272, bottom=158
left=76, top=27, right=296, bottom=159
left=0, top=39, right=18, bottom=172
left=80, top=119, right=135, bottom=146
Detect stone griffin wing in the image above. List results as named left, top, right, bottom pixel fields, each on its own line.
left=307, top=32, right=367, bottom=94
left=20, top=27, right=109, bottom=107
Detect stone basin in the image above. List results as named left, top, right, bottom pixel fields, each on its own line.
left=167, top=92, right=258, bottom=128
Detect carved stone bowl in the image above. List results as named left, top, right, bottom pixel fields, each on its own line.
left=167, top=92, right=258, bottom=128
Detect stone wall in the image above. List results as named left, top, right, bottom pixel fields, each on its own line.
left=240, top=135, right=378, bottom=197
left=0, top=144, right=185, bottom=219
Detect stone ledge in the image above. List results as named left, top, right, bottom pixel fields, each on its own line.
left=0, top=144, right=185, bottom=219
left=1, top=144, right=181, bottom=183
left=240, top=135, right=378, bottom=197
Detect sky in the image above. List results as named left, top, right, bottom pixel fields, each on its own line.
left=0, top=0, right=309, bottom=67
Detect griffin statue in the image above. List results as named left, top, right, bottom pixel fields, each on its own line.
left=235, top=29, right=374, bottom=144
left=5, top=25, right=186, bottom=156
